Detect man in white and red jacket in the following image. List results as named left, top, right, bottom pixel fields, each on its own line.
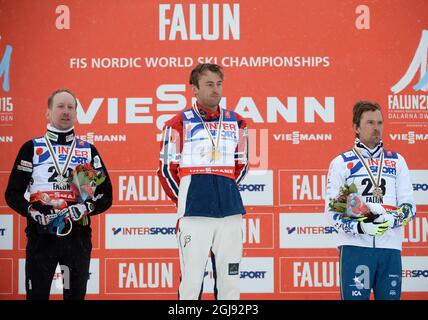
left=157, top=63, right=249, bottom=300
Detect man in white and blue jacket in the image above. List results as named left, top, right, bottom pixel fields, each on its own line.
left=325, top=101, right=415, bottom=300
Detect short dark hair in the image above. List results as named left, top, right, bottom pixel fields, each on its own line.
left=352, top=100, right=382, bottom=128
left=189, top=63, right=224, bottom=88
left=48, top=88, right=78, bottom=109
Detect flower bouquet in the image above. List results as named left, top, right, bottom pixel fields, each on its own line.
left=68, top=163, right=106, bottom=202
left=328, top=182, right=372, bottom=219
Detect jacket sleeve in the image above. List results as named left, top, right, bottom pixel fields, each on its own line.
left=234, top=114, right=249, bottom=184
left=4, top=140, right=34, bottom=217
left=391, top=153, right=416, bottom=226
left=156, top=124, right=182, bottom=204
left=86, top=144, right=113, bottom=216
left=324, top=156, right=360, bottom=235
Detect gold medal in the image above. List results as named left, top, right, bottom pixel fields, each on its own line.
left=193, top=104, right=223, bottom=163
left=212, top=148, right=221, bottom=161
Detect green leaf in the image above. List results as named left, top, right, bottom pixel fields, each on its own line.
left=94, top=176, right=106, bottom=186
left=77, top=171, right=89, bottom=184
left=349, top=183, right=358, bottom=194
left=329, top=201, right=346, bottom=214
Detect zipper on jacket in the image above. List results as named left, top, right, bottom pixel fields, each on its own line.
left=213, top=175, right=223, bottom=217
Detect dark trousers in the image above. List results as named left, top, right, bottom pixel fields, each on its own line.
left=25, top=227, right=92, bottom=300
left=339, top=245, right=402, bottom=300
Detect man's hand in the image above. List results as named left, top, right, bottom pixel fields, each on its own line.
left=373, top=213, right=395, bottom=228
left=28, top=202, right=58, bottom=226
left=365, top=203, right=387, bottom=216
left=357, top=217, right=390, bottom=236
left=390, top=204, right=413, bottom=227
left=368, top=203, right=414, bottom=229
left=61, top=203, right=89, bottom=221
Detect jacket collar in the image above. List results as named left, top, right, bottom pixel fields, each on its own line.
left=354, top=138, right=383, bottom=158
left=46, top=124, right=75, bottom=145
left=195, top=102, right=220, bottom=120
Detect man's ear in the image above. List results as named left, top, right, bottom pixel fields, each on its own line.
left=46, top=109, right=50, bottom=120
left=191, top=85, right=198, bottom=96
left=353, top=123, right=359, bottom=136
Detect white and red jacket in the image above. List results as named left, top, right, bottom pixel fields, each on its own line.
left=157, top=104, right=248, bottom=219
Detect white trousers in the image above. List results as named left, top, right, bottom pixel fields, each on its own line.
left=177, top=214, right=243, bottom=300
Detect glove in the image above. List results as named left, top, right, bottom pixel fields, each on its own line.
left=357, top=217, right=390, bottom=236
left=60, top=203, right=90, bottom=221
left=28, top=202, right=59, bottom=226
left=389, top=203, right=413, bottom=227
left=373, top=213, right=395, bottom=228
left=365, top=203, right=387, bottom=216
left=369, top=204, right=414, bottom=229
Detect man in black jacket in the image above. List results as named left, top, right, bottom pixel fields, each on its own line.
left=5, top=88, right=113, bottom=300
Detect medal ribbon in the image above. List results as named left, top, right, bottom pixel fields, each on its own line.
left=192, top=104, right=223, bottom=154
left=44, top=134, right=76, bottom=177
left=352, top=147, right=384, bottom=194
